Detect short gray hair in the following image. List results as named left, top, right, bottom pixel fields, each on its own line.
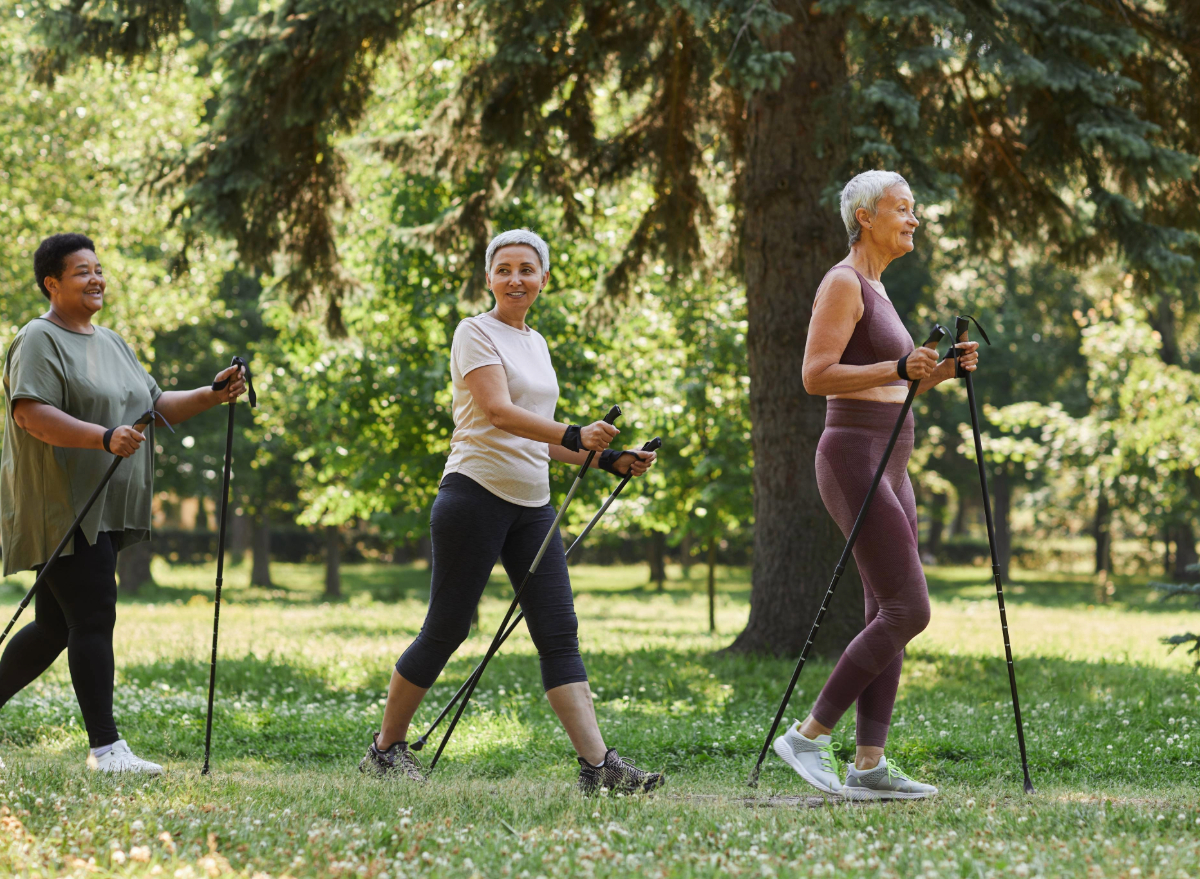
left=840, top=171, right=909, bottom=246
left=485, top=229, right=550, bottom=276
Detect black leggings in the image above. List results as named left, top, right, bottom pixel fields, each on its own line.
left=396, top=473, right=587, bottom=692
left=0, top=529, right=120, bottom=748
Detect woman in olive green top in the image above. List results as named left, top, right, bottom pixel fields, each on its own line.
left=0, top=233, right=248, bottom=774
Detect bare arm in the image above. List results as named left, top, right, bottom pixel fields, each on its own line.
left=802, top=269, right=942, bottom=395
left=11, top=400, right=146, bottom=457
left=154, top=364, right=247, bottom=425
left=12, top=399, right=106, bottom=449
left=548, top=443, right=658, bottom=476
left=463, top=365, right=618, bottom=451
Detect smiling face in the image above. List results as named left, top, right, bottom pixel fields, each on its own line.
left=45, top=249, right=106, bottom=317
left=487, top=244, right=547, bottom=322
left=857, top=184, right=919, bottom=256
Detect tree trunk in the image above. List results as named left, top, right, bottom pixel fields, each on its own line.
left=924, top=492, right=946, bottom=561
left=251, top=514, right=272, bottom=587
left=117, top=540, right=153, bottom=595
left=707, top=537, right=717, bottom=633
left=324, top=526, right=341, bottom=599
left=228, top=509, right=250, bottom=566
left=992, top=467, right=1012, bottom=582
left=1172, top=522, right=1198, bottom=581
left=648, top=531, right=666, bottom=591
left=951, top=495, right=969, bottom=539
left=680, top=531, right=693, bottom=580
left=729, top=7, right=864, bottom=657
left=1093, top=491, right=1113, bottom=576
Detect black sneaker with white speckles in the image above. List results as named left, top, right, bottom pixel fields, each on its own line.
left=359, top=733, right=426, bottom=782
left=577, top=748, right=664, bottom=795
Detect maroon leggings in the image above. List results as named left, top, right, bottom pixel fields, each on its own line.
left=811, top=398, right=930, bottom=748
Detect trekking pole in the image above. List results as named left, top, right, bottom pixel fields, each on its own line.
left=410, top=435, right=661, bottom=752
left=747, top=325, right=947, bottom=787
left=201, top=357, right=256, bottom=776
left=427, top=405, right=622, bottom=770
left=0, top=407, right=166, bottom=649
left=954, top=315, right=1034, bottom=794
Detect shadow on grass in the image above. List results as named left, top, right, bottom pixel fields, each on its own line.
left=6, top=643, right=1195, bottom=784
left=926, top=566, right=1188, bottom=614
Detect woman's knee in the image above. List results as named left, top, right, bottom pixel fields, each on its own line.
left=71, top=603, right=117, bottom=635
left=525, top=608, right=580, bottom=656
left=897, top=597, right=931, bottom=640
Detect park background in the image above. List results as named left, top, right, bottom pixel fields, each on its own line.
left=1, top=1, right=1199, bottom=877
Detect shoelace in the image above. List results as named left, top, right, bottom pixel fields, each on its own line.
left=885, top=761, right=913, bottom=784
left=819, top=739, right=841, bottom=773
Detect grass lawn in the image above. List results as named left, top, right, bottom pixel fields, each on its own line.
left=1, top=559, right=1198, bottom=878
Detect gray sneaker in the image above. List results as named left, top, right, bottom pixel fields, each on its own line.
left=359, top=734, right=426, bottom=782
left=840, top=756, right=937, bottom=800
left=772, top=723, right=842, bottom=794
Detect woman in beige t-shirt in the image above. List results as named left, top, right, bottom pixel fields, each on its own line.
left=361, top=230, right=664, bottom=794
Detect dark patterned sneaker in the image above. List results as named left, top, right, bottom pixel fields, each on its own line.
left=577, top=748, right=664, bottom=795
left=359, top=733, right=426, bottom=782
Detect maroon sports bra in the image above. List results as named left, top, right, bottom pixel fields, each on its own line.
left=820, top=266, right=914, bottom=388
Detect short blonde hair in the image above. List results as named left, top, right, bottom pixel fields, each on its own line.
left=840, top=171, right=909, bottom=246
left=485, top=229, right=550, bottom=276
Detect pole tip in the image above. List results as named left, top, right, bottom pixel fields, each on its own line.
left=410, top=739, right=425, bottom=752
left=1023, top=779, right=1035, bottom=794
left=746, top=768, right=761, bottom=788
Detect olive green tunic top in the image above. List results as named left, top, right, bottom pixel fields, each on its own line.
left=1, top=318, right=161, bottom=575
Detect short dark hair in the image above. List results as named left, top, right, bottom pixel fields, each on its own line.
left=34, top=233, right=96, bottom=299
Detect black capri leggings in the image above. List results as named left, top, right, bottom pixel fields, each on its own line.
left=0, top=529, right=121, bottom=748
left=396, top=473, right=587, bottom=692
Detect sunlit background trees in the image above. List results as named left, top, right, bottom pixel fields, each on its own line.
left=3, top=0, right=1200, bottom=658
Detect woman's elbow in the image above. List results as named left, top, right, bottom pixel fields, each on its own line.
left=802, top=369, right=823, bottom=397
left=484, top=406, right=509, bottom=430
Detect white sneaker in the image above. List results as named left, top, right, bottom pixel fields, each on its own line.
left=86, top=740, right=163, bottom=775
left=772, top=722, right=842, bottom=794
left=840, top=756, right=937, bottom=800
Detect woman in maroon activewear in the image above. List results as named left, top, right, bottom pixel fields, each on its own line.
left=772, top=171, right=980, bottom=800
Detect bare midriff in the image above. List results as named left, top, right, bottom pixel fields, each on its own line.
left=830, top=386, right=909, bottom=404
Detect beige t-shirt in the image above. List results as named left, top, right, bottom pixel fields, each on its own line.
left=443, top=313, right=560, bottom=507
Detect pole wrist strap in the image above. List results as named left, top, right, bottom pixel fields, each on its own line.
left=561, top=424, right=583, bottom=452
left=102, top=427, right=116, bottom=453
left=897, top=354, right=911, bottom=382
left=599, top=449, right=635, bottom=476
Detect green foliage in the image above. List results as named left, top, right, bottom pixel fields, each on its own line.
left=989, top=291, right=1200, bottom=545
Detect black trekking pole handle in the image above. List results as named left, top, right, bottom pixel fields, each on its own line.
left=956, top=315, right=1033, bottom=793
left=410, top=434, right=661, bottom=752
left=748, top=325, right=946, bottom=787
left=427, top=405, right=621, bottom=769
left=0, top=408, right=166, bottom=649
left=211, top=355, right=257, bottom=408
